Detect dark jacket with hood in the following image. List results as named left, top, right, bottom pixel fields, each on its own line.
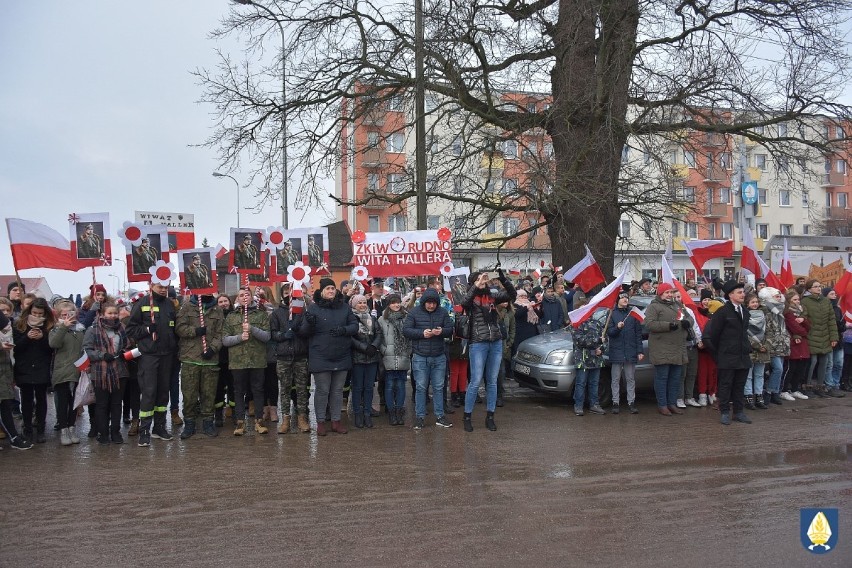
left=462, top=270, right=517, bottom=344
left=607, top=305, right=644, bottom=364
left=403, top=289, right=454, bottom=357
left=540, top=292, right=566, bottom=332
left=126, top=292, right=177, bottom=355
left=351, top=309, right=384, bottom=365
left=298, top=290, right=358, bottom=373
left=269, top=298, right=308, bottom=361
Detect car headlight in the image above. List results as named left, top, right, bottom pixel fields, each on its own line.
left=544, top=349, right=570, bottom=365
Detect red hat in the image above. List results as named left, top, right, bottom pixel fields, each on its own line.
left=90, top=283, right=107, bottom=296
left=656, top=282, right=674, bottom=296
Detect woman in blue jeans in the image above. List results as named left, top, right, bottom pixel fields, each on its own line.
left=643, top=283, right=688, bottom=416
left=378, top=295, right=411, bottom=426
left=461, top=268, right=516, bottom=432
left=757, top=287, right=790, bottom=405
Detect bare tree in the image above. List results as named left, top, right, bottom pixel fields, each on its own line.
left=196, top=0, right=852, bottom=276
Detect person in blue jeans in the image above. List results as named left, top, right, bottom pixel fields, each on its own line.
left=644, top=282, right=688, bottom=416
left=461, top=267, right=517, bottom=432
left=572, top=298, right=606, bottom=416
left=403, top=289, right=454, bottom=429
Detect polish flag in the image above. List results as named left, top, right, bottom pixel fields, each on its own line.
left=834, top=266, right=852, bottom=323
left=533, top=268, right=542, bottom=280
left=568, top=265, right=628, bottom=328
left=755, top=255, right=785, bottom=291
left=780, top=239, right=794, bottom=289
left=5, top=218, right=75, bottom=271
left=661, top=255, right=707, bottom=329
left=215, top=243, right=229, bottom=260
left=628, top=306, right=645, bottom=323
left=563, top=245, right=606, bottom=292
left=682, top=239, right=733, bottom=272
left=74, top=353, right=90, bottom=371
left=508, top=268, right=521, bottom=276
left=739, top=225, right=760, bottom=276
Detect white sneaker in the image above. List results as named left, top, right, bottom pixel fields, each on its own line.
left=708, top=394, right=717, bottom=405
left=780, top=391, right=796, bottom=401
left=698, top=394, right=708, bottom=406
left=686, top=398, right=701, bottom=407
left=676, top=399, right=687, bottom=408
left=792, top=391, right=809, bottom=400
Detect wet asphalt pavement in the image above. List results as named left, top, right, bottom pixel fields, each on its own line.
left=1, top=382, right=849, bottom=567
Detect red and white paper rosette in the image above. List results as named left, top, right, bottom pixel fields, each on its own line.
left=148, top=260, right=176, bottom=286
left=119, top=221, right=145, bottom=247
left=286, top=261, right=312, bottom=286
left=439, top=261, right=455, bottom=276
left=263, top=226, right=287, bottom=253
left=351, top=265, right=369, bottom=281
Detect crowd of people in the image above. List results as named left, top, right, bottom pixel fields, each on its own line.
left=0, top=267, right=849, bottom=450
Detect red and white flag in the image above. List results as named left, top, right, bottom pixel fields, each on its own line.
left=661, top=255, right=707, bottom=329
left=780, top=239, right=794, bottom=289
left=533, top=268, right=542, bottom=280
left=508, top=268, right=521, bottom=276
left=755, top=254, right=786, bottom=291
left=563, top=245, right=606, bottom=293
left=628, top=306, right=645, bottom=323
left=834, top=265, right=852, bottom=324
left=74, top=353, right=90, bottom=371
left=5, top=218, right=75, bottom=271
left=682, top=239, right=733, bottom=272
left=739, top=225, right=760, bottom=276
left=214, top=243, right=228, bottom=260
left=568, top=265, right=628, bottom=328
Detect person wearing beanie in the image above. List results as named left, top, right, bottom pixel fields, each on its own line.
left=607, top=292, right=644, bottom=414
left=5, top=281, right=25, bottom=320
left=78, top=283, right=112, bottom=329
left=270, top=284, right=311, bottom=433
left=815, top=285, right=846, bottom=397
left=799, top=279, right=839, bottom=397
left=645, top=282, right=688, bottom=416
left=702, top=280, right=753, bottom=425
left=299, top=278, right=357, bottom=436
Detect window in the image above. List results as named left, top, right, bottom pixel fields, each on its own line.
left=387, top=173, right=404, bottom=194
left=544, top=143, right=554, bottom=158
left=503, top=217, right=520, bottom=235
left=837, top=126, right=846, bottom=139
left=453, top=176, right=463, bottom=196
left=522, top=141, right=538, bottom=159
left=779, top=189, right=791, bottom=206
left=526, top=102, right=537, bottom=113
left=758, top=188, right=767, bottom=205
left=502, top=178, right=518, bottom=194
left=671, top=220, right=680, bottom=238
left=756, top=224, right=769, bottom=239
left=707, top=224, right=717, bottom=239
left=619, top=219, right=631, bottom=238
left=367, top=173, right=380, bottom=191
left=368, top=215, right=380, bottom=232
left=386, top=132, right=405, bottom=153
left=684, top=151, right=696, bottom=168
left=803, top=224, right=811, bottom=235
left=754, top=154, right=767, bottom=171
left=503, top=140, right=517, bottom=159
left=486, top=219, right=497, bottom=234
left=686, top=222, right=698, bottom=239
left=824, top=158, right=832, bottom=173
left=424, top=95, right=439, bottom=112
left=824, top=125, right=831, bottom=139
left=427, top=215, right=440, bottom=230
left=366, top=131, right=380, bottom=149
left=826, top=192, right=832, bottom=207
left=426, top=135, right=439, bottom=154
left=643, top=150, right=651, bottom=165
left=643, top=219, right=652, bottom=237
left=681, top=186, right=695, bottom=202
left=388, top=215, right=407, bottom=231
left=721, top=223, right=733, bottom=239
left=837, top=160, right=847, bottom=174
left=839, top=193, right=848, bottom=208
left=754, top=125, right=765, bottom=135
left=426, top=176, right=437, bottom=193
left=387, top=94, right=404, bottom=112
left=719, top=152, right=732, bottom=170
left=485, top=179, right=497, bottom=194
left=802, top=191, right=810, bottom=208
left=621, top=146, right=629, bottom=163
left=780, top=224, right=793, bottom=236
left=453, top=217, right=464, bottom=233
left=452, top=136, right=462, bottom=156
left=777, top=123, right=787, bottom=137
left=777, top=156, right=790, bottom=172
left=668, top=150, right=678, bottom=165
left=719, top=187, right=731, bottom=204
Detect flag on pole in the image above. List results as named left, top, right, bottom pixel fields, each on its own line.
left=563, top=245, right=606, bottom=293
left=5, top=218, right=75, bottom=271
left=508, top=268, right=521, bottom=276
left=628, top=306, right=645, bottom=323
left=661, top=255, right=707, bottom=329
left=739, top=225, right=760, bottom=276
left=682, top=239, right=733, bottom=272
left=568, top=265, right=628, bottom=328
left=73, top=353, right=90, bottom=371
left=214, top=243, right=228, bottom=260
left=834, top=265, right=852, bottom=323
left=755, top=255, right=785, bottom=291
left=780, top=239, right=794, bottom=289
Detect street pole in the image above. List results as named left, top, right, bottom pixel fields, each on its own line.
left=414, top=0, right=427, bottom=230
left=213, top=172, right=241, bottom=226
left=234, top=0, right=288, bottom=229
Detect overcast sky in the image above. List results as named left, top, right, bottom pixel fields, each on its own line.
left=0, top=1, right=330, bottom=298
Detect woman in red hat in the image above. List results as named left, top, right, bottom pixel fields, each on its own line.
left=644, top=283, right=689, bottom=416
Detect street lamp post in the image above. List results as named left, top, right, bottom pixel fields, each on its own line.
left=233, top=0, right=289, bottom=229
left=111, top=258, right=127, bottom=297
left=213, top=172, right=241, bottom=226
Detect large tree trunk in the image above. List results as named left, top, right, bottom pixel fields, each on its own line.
left=545, top=0, right=639, bottom=279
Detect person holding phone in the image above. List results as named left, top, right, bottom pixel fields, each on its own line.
left=13, top=297, right=55, bottom=443
left=48, top=301, right=86, bottom=445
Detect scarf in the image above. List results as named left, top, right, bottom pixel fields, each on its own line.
left=90, top=317, right=127, bottom=392
left=27, top=314, right=45, bottom=328
left=747, top=308, right=766, bottom=343
left=515, top=298, right=539, bottom=324
left=353, top=309, right=373, bottom=336
left=384, top=309, right=409, bottom=352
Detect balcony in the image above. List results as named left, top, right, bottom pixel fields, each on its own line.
left=362, top=189, right=389, bottom=209
left=479, top=232, right=504, bottom=248
left=361, top=109, right=385, bottom=126
left=702, top=133, right=727, bottom=147
left=825, top=206, right=849, bottom=220
left=746, top=167, right=763, bottom=183
left=703, top=167, right=725, bottom=183
left=703, top=202, right=728, bottom=218
left=361, top=148, right=387, bottom=168
left=821, top=172, right=846, bottom=187
left=480, top=152, right=505, bottom=174
left=668, top=164, right=689, bottom=179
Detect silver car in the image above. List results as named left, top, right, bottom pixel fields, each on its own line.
left=511, top=297, right=655, bottom=402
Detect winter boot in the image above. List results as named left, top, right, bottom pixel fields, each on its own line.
left=128, top=419, right=139, bottom=436
left=331, top=420, right=348, bottom=434
left=278, top=415, right=290, bottom=434
left=755, top=394, right=769, bottom=409
left=138, top=427, right=151, bottom=447
left=269, top=406, right=279, bottom=422
left=35, top=424, right=46, bottom=444
left=214, top=408, right=224, bottom=427
left=171, top=409, right=183, bottom=426
left=485, top=411, right=497, bottom=431
left=151, top=415, right=173, bottom=441
left=22, top=426, right=33, bottom=443
left=69, top=426, right=80, bottom=444
left=180, top=419, right=196, bottom=440
left=297, top=414, right=311, bottom=433
left=744, top=395, right=755, bottom=410
left=202, top=418, right=218, bottom=437
left=354, top=412, right=365, bottom=429
left=389, top=409, right=398, bottom=426
left=463, top=412, right=473, bottom=432
left=255, top=418, right=269, bottom=434
left=364, top=412, right=374, bottom=428
left=316, top=421, right=327, bottom=436
left=111, top=429, right=124, bottom=444
left=770, top=392, right=784, bottom=405
left=60, top=427, right=72, bottom=446
left=396, top=407, right=405, bottom=427
left=224, top=405, right=233, bottom=418
left=233, top=420, right=246, bottom=436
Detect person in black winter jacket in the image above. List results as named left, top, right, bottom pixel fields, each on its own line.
left=349, top=294, right=384, bottom=429
left=461, top=267, right=516, bottom=432
left=298, top=278, right=358, bottom=436
left=270, top=283, right=312, bottom=433
left=403, top=288, right=454, bottom=429
left=607, top=292, right=645, bottom=414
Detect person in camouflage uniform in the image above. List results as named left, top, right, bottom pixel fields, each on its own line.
left=572, top=299, right=607, bottom=416
left=222, top=287, right=271, bottom=436
left=270, top=283, right=311, bottom=434
left=175, top=294, right=224, bottom=439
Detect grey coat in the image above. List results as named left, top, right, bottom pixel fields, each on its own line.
left=379, top=312, right=411, bottom=371
left=644, top=297, right=688, bottom=365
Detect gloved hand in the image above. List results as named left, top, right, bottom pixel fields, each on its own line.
left=365, top=345, right=378, bottom=357
left=92, top=301, right=101, bottom=312
left=329, top=326, right=345, bottom=336
left=283, top=329, right=295, bottom=340
left=103, top=352, right=116, bottom=362
left=305, top=313, right=317, bottom=327
left=201, top=348, right=215, bottom=360
left=680, top=320, right=690, bottom=330
left=669, top=322, right=680, bottom=331
left=195, top=326, right=207, bottom=337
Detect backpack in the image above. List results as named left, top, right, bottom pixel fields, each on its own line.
left=455, top=311, right=471, bottom=339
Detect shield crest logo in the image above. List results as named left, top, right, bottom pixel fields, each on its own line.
left=800, top=508, right=838, bottom=554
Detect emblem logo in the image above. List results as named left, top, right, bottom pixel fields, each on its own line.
left=800, top=508, right=838, bottom=554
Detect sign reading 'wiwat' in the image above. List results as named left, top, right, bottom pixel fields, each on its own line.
left=350, top=228, right=453, bottom=278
